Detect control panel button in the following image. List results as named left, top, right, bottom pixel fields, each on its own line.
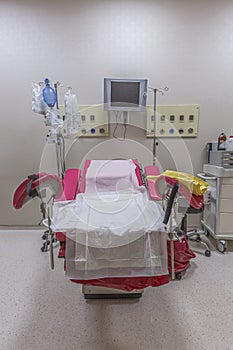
left=90, top=128, right=96, bottom=134
left=81, top=129, right=86, bottom=134
left=169, top=128, right=175, bottom=134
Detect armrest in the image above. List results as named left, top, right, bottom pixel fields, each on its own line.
left=144, top=165, right=162, bottom=200
left=56, top=168, right=81, bottom=246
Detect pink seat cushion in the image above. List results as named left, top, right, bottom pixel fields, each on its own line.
left=78, top=159, right=143, bottom=193
left=56, top=168, right=81, bottom=246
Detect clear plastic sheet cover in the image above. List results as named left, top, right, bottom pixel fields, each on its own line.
left=52, top=191, right=165, bottom=248
left=65, top=229, right=168, bottom=280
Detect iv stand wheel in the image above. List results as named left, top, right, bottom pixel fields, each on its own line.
left=175, top=272, right=182, bottom=280
left=204, top=249, right=211, bottom=257
left=216, top=240, right=227, bottom=254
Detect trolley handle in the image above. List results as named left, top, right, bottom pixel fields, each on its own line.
left=163, top=183, right=179, bottom=225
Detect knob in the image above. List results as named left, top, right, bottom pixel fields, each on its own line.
left=188, top=128, right=194, bottom=134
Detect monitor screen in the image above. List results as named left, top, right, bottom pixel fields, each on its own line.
left=104, top=78, right=148, bottom=112
left=111, top=82, right=140, bottom=108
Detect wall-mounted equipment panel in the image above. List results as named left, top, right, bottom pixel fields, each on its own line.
left=78, top=105, right=109, bottom=137
left=62, top=105, right=109, bottom=138
left=146, top=104, right=199, bottom=138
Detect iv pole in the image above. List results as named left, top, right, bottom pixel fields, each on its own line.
left=54, top=82, right=66, bottom=179
left=148, top=86, right=169, bottom=166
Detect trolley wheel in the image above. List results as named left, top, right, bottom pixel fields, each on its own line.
left=205, top=249, right=211, bottom=257
left=176, top=272, right=182, bottom=280
left=216, top=240, right=227, bottom=253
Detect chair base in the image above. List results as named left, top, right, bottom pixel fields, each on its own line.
left=187, top=229, right=211, bottom=257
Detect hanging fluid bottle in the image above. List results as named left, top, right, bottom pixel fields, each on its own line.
left=42, top=78, right=57, bottom=108
left=64, top=87, right=80, bottom=138
left=226, top=128, right=233, bottom=151
left=218, top=129, right=227, bottom=150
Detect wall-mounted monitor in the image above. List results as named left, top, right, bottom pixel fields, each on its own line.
left=104, top=78, right=148, bottom=112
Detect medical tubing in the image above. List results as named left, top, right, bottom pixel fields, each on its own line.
left=163, top=183, right=179, bottom=225
left=54, top=82, right=59, bottom=110
left=59, top=134, right=65, bottom=175
left=56, top=141, right=60, bottom=178
left=56, top=134, right=66, bottom=179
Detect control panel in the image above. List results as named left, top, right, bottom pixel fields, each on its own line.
left=61, top=104, right=109, bottom=138
left=146, top=104, right=199, bottom=138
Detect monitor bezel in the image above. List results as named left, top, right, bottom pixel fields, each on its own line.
left=104, top=78, right=148, bottom=112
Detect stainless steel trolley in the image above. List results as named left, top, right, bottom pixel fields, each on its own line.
left=198, top=164, right=233, bottom=253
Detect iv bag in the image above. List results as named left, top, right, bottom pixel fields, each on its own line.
left=45, top=109, right=63, bottom=129
left=45, top=109, right=63, bottom=143
left=64, top=89, right=80, bottom=138
left=32, top=83, right=47, bottom=115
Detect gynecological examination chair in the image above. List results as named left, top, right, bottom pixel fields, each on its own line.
left=13, top=159, right=207, bottom=299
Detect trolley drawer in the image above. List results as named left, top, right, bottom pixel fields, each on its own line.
left=219, top=213, right=233, bottom=233
left=222, top=178, right=233, bottom=185
left=221, top=185, right=233, bottom=198
left=220, top=199, right=233, bottom=213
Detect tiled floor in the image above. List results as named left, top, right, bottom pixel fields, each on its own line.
left=1, top=230, right=233, bottom=350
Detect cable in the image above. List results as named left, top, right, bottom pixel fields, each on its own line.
left=113, top=111, right=120, bottom=139
left=60, top=134, right=66, bottom=176
left=113, top=111, right=128, bottom=141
